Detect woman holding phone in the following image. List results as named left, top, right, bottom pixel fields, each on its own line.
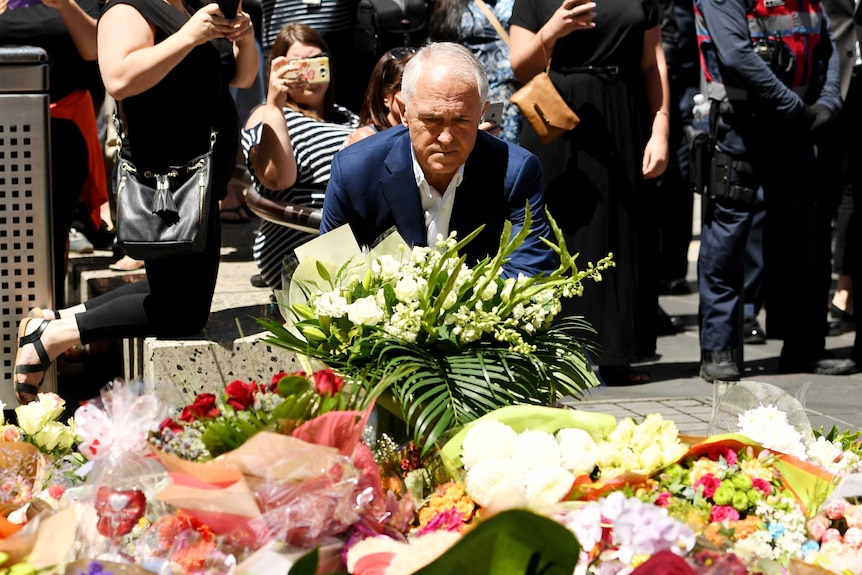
left=242, top=22, right=358, bottom=290
left=509, top=0, right=670, bottom=386
left=12, top=0, right=258, bottom=404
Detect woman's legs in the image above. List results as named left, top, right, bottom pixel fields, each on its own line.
left=14, top=207, right=222, bottom=400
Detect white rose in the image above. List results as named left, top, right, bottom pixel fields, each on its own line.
left=523, top=465, right=575, bottom=508
left=461, top=420, right=518, bottom=469
left=637, top=443, right=666, bottom=474
left=608, top=417, right=635, bottom=445
left=16, top=398, right=56, bottom=436
left=33, top=420, right=67, bottom=451
left=346, top=295, right=385, bottom=326
left=512, top=430, right=561, bottom=470
left=465, top=458, right=525, bottom=507
left=371, top=254, right=401, bottom=279
left=315, top=291, right=348, bottom=318
left=557, top=428, right=599, bottom=476
left=395, top=276, right=421, bottom=302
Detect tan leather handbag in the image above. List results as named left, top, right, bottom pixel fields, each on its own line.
left=508, top=31, right=579, bottom=145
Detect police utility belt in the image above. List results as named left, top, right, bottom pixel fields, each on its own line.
left=688, top=94, right=759, bottom=207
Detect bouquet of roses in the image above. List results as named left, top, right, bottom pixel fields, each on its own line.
left=259, top=208, right=614, bottom=455
left=149, top=369, right=352, bottom=462
left=149, top=370, right=388, bottom=554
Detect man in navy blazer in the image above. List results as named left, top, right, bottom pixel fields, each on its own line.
left=320, top=42, right=557, bottom=278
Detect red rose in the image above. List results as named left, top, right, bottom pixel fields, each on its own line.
left=630, top=550, right=696, bottom=575
left=270, top=371, right=289, bottom=390
left=186, top=393, right=220, bottom=420
left=655, top=492, right=672, bottom=506
left=313, top=369, right=343, bottom=396
left=225, top=380, right=257, bottom=410
left=159, top=417, right=183, bottom=433
left=693, top=474, right=721, bottom=499
left=752, top=477, right=771, bottom=495
left=709, top=505, right=740, bottom=523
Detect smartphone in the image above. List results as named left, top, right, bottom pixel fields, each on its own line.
left=482, top=101, right=504, bottom=126
left=217, top=0, right=239, bottom=17
left=294, top=56, right=331, bottom=85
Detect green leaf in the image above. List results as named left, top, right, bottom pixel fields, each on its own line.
left=288, top=547, right=318, bottom=575
left=413, top=509, right=580, bottom=575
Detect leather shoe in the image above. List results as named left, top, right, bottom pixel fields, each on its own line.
left=743, top=316, right=766, bottom=344
left=700, top=350, right=740, bottom=383
left=778, top=354, right=856, bottom=375
left=657, top=306, right=684, bottom=336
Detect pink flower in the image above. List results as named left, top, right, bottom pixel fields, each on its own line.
left=352, top=552, right=395, bottom=575
left=709, top=505, right=740, bottom=523
left=724, top=449, right=737, bottom=466
left=751, top=477, right=771, bottom=495
left=313, top=369, right=344, bottom=396
left=655, top=492, right=672, bottom=507
left=826, top=499, right=850, bottom=520
left=694, top=474, right=721, bottom=499
left=823, top=528, right=843, bottom=543
left=0, top=425, right=20, bottom=442
left=807, top=516, right=830, bottom=542
left=47, top=484, right=65, bottom=499
left=416, top=507, right=464, bottom=536
left=225, top=380, right=257, bottom=410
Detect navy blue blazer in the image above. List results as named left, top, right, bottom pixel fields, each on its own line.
left=321, top=126, right=558, bottom=277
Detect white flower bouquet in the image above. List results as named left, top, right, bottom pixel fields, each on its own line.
left=259, top=208, right=614, bottom=455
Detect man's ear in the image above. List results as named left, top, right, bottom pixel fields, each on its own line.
left=394, top=93, right=408, bottom=126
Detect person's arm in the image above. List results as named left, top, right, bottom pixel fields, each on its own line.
left=509, top=0, right=596, bottom=83
left=345, top=125, right=377, bottom=147
left=699, top=0, right=805, bottom=119
left=42, top=0, right=96, bottom=60
left=246, top=55, right=298, bottom=191
left=226, top=5, right=259, bottom=89
left=641, top=24, right=670, bottom=180
left=97, top=2, right=235, bottom=100
left=503, top=153, right=558, bottom=278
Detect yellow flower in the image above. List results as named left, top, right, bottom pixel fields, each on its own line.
left=15, top=394, right=64, bottom=436
left=739, top=457, right=774, bottom=482
left=690, top=459, right=722, bottom=484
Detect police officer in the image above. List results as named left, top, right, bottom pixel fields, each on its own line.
left=694, top=0, right=856, bottom=381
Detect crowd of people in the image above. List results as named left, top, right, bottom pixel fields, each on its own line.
left=6, top=0, right=861, bottom=406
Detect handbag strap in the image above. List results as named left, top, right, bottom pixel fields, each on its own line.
left=538, top=28, right=551, bottom=74
left=472, top=0, right=510, bottom=46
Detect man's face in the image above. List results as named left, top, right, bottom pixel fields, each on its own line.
left=396, top=65, right=488, bottom=189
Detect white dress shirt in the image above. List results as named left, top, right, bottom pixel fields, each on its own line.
left=411, top=146, right=464, bottom=247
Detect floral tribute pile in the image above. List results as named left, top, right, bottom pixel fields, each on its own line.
left=0, top=377, right=860, bottom=575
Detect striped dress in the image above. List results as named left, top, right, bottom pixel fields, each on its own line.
left=260, top=0, right=354, bottom=53
left=241, top=105, right=358, bottom=289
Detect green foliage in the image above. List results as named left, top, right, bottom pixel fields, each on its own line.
left=412, top=509, right=581, bottom=575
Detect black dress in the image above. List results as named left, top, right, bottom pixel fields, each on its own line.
left=511, top=0, right=661, bottom=366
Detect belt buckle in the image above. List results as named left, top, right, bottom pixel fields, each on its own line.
left=606, top=65, right=620, bottom=77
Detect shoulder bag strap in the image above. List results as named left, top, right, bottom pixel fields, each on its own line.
left=472, top=0, right=510, bottom=46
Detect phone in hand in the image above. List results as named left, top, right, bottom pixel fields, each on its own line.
left=482, top=101, right=504, bottom=126
left=217, top=0, right=239, bottom=17
left=293, top=56, right=331, bottom=85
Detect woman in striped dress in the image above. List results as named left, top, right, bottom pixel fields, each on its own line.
left=242, top=22, right=358, bottom=290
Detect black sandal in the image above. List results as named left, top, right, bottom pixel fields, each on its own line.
left=27, top=307, right=60, bottom=320
left=13, top=318, right=52, bottom=404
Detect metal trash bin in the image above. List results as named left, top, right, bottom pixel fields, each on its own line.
left=0, top=46, right=56, bottom=405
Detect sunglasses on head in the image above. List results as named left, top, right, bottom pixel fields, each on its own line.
left=387, top=47, right=417, bottom=60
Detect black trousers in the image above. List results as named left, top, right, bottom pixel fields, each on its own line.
left=76, top=205, right=221, bottom=344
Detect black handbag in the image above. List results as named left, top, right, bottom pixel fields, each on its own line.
left=113, top=112, right=216, bottom=261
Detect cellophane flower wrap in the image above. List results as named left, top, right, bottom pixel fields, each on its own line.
left=259, top=208, right=614, bottom=456
left=149, top=371, right=387, bottom=555
left=70, top=381, right=172, bottom=567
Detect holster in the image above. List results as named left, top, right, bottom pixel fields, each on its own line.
left=688, top=129, right=712, bottom=195
left=709, top=149, right=757, bottom=206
